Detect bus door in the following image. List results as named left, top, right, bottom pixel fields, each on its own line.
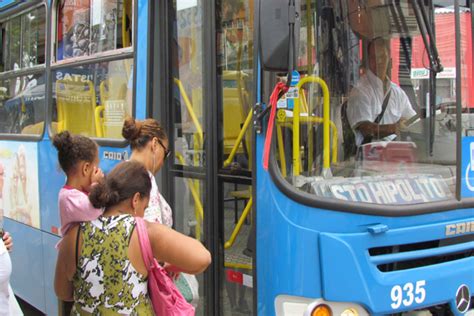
left=154, top=1, right=256, bottom=315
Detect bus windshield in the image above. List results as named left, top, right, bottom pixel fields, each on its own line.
left=273, top=1, right=473, bottom=206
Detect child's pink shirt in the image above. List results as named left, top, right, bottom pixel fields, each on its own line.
left=58, top=185, right=102, bottom=236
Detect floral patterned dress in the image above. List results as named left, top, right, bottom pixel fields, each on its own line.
left=72, top=215, right=153, bottom=315
left=144, top=172, right=173, bottom=227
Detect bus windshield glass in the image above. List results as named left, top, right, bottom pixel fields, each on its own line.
left=273, top=1, right=473, bottom=206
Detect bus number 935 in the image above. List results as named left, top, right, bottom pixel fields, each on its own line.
left=390, top=280, right=426, bottom=309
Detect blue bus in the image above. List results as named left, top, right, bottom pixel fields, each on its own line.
left=0, top=0, right=473, bottom=315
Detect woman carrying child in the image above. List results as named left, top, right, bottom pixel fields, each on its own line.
left=54, top=161, right=211, bottom=314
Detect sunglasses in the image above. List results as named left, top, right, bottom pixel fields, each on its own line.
left=157, top=138, right=171, bottom=159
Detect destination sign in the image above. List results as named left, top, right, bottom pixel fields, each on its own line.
left=310, top=174, right=452, bottom=204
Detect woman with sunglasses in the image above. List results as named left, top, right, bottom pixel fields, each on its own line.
left=122, top=118, right=173, bottom=227
left=123, top=118, right=201, bottom=306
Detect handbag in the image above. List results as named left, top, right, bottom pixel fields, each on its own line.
left=175, top=273, right=199, bottom=307
left=135, top=217, right=195, bottom=316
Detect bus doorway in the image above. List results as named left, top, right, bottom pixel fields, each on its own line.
left=151, top=1, right=256, bottom=315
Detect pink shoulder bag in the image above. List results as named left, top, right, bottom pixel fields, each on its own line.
left=135, top=217, right=195, bottom=316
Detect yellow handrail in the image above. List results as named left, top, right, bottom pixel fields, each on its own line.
left=173, top=78, right=204, bottom=147
left=95, top=105, right=104, bottom=137
left=175, top=152, right=204, bottom=240
left=224, top=262, right=252, bottom=270
left=276, top=125, right=287, bottom=177
left=300, top=87, right=309, bottom=113
left=278, top=115, right=338, bottom=164
left=223, top=109, right=253, bottom=167
left=224, top=197, right=252, bottom=249
left=293, top=77, right=331, bottom=175
left=276, top=116, right=338, bottom=178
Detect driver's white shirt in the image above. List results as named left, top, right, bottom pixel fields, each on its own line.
left=346, top=70, right=416, bottom=146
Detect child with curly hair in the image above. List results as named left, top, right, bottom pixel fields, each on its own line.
left=53, top=131, right=104, bottom=236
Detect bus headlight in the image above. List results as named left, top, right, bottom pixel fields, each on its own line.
left=341, top=308, right=359, bottom=316
left=275, top=295, right=368, bottom=316
left=311, top=304, right=332, bottom=316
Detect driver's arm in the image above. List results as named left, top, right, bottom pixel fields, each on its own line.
left=356, top=121, right=400, bottom=139
left=399, top=89, right=418, bottom=127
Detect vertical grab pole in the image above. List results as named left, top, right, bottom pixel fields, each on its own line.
left=293, top=90, right=301, bottom=176
left=294, top=77, right=331, bottom=175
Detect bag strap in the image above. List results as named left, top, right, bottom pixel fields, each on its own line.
left=134, top=217, right=155, bottom=271
left=374, top=89, right=392, bottom=124
left=75, top=225, right=81, bottom=266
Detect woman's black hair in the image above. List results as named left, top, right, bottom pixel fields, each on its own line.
left=52, top=131, right=98, bottom=174
left=89, top=161, right=151, bottom=209
left=122, top=117, right=167, bottom=150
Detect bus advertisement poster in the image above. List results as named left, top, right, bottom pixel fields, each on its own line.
left=0, top=141, right=40, bottom=228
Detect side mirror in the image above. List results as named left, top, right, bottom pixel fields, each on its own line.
left=259, top=0, right=301, bottom=72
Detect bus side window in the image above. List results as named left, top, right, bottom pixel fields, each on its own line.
left=52, top=63, right=133, bottom=140
left=52, top=1, right=134, bottom=140
left=0, top=6, right=46, bottom=136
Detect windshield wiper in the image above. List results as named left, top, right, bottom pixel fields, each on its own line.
left=411, top=0, right=443, bottom=156
left=411, top=0, right=443, bottom=74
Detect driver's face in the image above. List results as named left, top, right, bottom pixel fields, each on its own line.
left=369, top=40, right=390, bottom=80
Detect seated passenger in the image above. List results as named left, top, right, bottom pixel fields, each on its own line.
left=347, top=37, right=416, bottom=146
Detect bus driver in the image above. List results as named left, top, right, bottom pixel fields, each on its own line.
left=346, top=37, right=416, bottom=146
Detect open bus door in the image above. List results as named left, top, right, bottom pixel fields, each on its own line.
left=157, top=1, right=257, bottom=315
